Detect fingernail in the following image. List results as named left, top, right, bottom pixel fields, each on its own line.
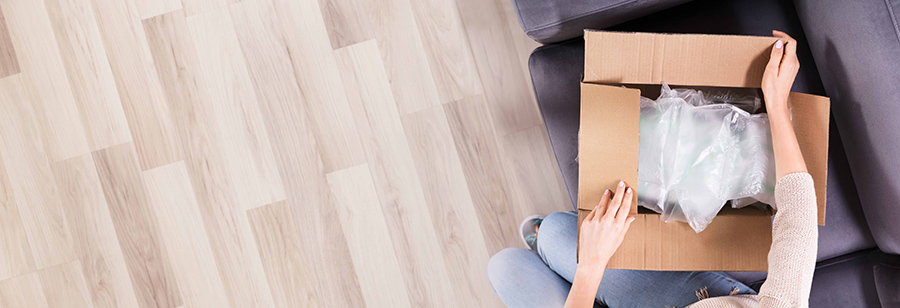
left=604, top=189, right=610, bottom=195
left=775, top=40, right=783, bottom=49
left=618, top=181, right=625, bottom=187
left=626, top=187, right=632, bottom=194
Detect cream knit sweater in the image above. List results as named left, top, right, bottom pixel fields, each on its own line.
left=687, top=172, right=819, bottom=308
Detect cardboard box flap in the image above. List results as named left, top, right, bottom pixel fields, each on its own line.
left=788, top=92, right=831, bottom=225
left=578, top=83, right=640, bottom=212
left=584, top=30, right=778, bottom=88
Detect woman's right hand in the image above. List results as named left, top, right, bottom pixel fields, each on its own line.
left=761, top=30, right=799, bottom=115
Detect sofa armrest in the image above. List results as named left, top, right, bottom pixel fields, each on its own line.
left=511, top=0, right=694, bottom=44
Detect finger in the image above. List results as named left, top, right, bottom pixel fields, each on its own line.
left=591, top=189, right=610, bottom=222
left=606, top=181, right=626, bottom=217
left=765, top=38, right=785, bottom=77
left=772, top=30, right=798, bottom=68
left=623, top=216, right=636, bottom=234
left=616, top=186, right=634, bottom=222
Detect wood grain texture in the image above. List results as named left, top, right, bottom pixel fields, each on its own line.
left=443, top=96, right=520, bottom=254
left=134, top=0, right=181, bottom=20
left=401, top=106, right=502, bottom=306
left=143, top=11, right=279, bottom=308
left=0, top=4, right=20, bottom=78
left=0, top=143, right=35, bottom=281
left=455, top=0, right=541, bottom=135
left=502, top=126, right=570, bottom=217
left=93, top=144, right=182, bottom=308
left=248, top=202, right=322, bottom=308
left=52, top=153, right=140, bottom=308
left=186, top=6, right=285, bottom=210
left=37, top=260, right=94, bottom=308
left=336, top=39, right=457, bottom=307
left=90, top=0, right=183, bottom=170
left=266, top=0, right=366, bottom=173
left=410, top=0, right=483, bottom=103
left=0, top=75, right=76, bottom=270
left=142, top=162, right=231, bottom=308
left=317, top=0, right=372, bottom=49
left=44, top=0, right=132, bottom=152
left=327, top=165, right=412, bottom=308
left=352, top=0, right=442, bottom=115
left=1, top=0, right=89, bottom=162
left=180, top=0, right=223, bottom=16
left=0, top=272, right=49, bottom=308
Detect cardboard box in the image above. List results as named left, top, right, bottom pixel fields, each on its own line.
left=577, top=30, right=831, bottom=271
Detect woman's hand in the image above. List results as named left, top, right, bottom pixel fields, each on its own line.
left=761, top=30, right=799, bottom=115
left=578, top=181, right=636, bottom=273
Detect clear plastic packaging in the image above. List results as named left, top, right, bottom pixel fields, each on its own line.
left=637, top=83, right=776, bottom=233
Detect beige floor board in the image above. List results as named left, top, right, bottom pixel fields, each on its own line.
left=336, top=39, right=458, bottom=307
left=497, top=0, right=540, bottom=104
left=143, top=11, right=279, bottom=308
left=248, top=202, right=322, bottom=308
left=92, top=144, right=182, bottom=308
left=0, top=5, right=20, bottom=78
left=401, top=105, right=503, bottom=306
left=455, top=0, right=541, bottom=135
left=443, top=95, right=520, bottom=254
left=351, top=0, right=442, bottom=115
left=410, top=0, right=483, bottom=103
left=264, top=0, right=367, bottom=173
left=52, top=153, right=140, bottom=308
left=90, top=0, right=183, bottom=170
left=0, top=75, right=76, bottom=271
left=326, top=165, right=413, bottom=308
left=317, top=0, right=372, bottom=49
left=134, top=0, right=181, bottom=20
left=1, top=0, right=90, bottom=162
left=37, top=260, right=94, bottom=308
left=0, top=144, right=35, bottom=281
left=180, top=0, right=223, bottom=16
left=142, top=162, right=231, bottom=308
left=501, top=126, right=570, bottom=217
left=0, top=272, right=49, bottom=308
left=44, top=0, right=133, bottom=152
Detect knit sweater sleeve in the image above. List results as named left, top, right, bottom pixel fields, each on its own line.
left=757, top=172, right=818, bottom=308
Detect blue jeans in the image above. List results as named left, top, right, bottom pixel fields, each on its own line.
left=487, top=211, right=756, bottom=308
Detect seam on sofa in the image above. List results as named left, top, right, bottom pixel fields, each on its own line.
left=523, top=0, right=636, bottom=33
left=885, top=0, right=900, bottom=44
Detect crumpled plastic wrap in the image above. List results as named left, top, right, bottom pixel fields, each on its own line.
left=637, top=83, right=776, bottom=233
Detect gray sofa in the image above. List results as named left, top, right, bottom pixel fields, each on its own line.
left=513, top=0, right=900, bottom=305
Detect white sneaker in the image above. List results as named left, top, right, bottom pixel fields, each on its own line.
left=519, top=215, right=545, bottom=251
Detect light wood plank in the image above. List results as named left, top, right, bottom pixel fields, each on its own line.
left=52, top=153, right=140, bottom=308
left=327, top=165, right=412, bottom=308
left=401, top=105, right=503, bottom=306
left=134, top=0, right=181, bottom=20
left=498, top=0, right=540, bottom=104
left=350, top=0, right=442, bottom=114
left=0, top=75, right=76, bottom=270
left=0, top=142, right=35, bottom=281
left=0, top=272, right=49, bottom=308
left=143, top=11, right=279, bottom=308
left=0, top=4, right=19, bottom=78
left=1, top=0, right=90, bottom=162
left=90, top=0, right=183, bottom=170
left=456, top=0, right=541, bottom=135
left=142, top=162, right=231, bottom=308
left=248, top=202, right=322, bottom=308
left=317, top=0, right=372, bottom=49
left=37, top=260, right=94, bottom=308
left=336, top=39, right=457, bottom=307
left=44, top=0, right=132, bottom=151
left=93, top=143, right=182, bottom=308
left=410, top=0, right=483, bottom=103
left=180, top=0, right=223, bottom=16
left=502, top=125, right=570, bottom=217
left=186, top=6, right=285, bottom=210
left=443, top=96, right=519, bottom=254
left=265, top=0, right=366, bottom=173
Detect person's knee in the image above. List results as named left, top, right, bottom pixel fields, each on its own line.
left=537, top=212, right=577, bottom=247
left=488, top=248, right=533, bottom=285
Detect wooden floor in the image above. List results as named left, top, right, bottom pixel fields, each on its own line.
left=0, top=0, right=570, bottom=306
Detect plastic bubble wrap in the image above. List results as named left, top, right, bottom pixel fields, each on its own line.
left=637, top=83, right=776, bottom=233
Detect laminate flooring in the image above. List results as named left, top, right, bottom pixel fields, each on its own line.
left=0, top=0, right=569, bottom=306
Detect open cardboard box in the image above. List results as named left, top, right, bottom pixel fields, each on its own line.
left=577, top=30, right=831, bottom=271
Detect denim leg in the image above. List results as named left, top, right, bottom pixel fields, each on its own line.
left=537, top=211, right=757, bottom=308
left=488, top=248, right=581, bottom=308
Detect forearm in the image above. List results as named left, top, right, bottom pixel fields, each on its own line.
left=768, top=104, right=807, bottom=179
left=564, top=267, right=604, bottom=308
